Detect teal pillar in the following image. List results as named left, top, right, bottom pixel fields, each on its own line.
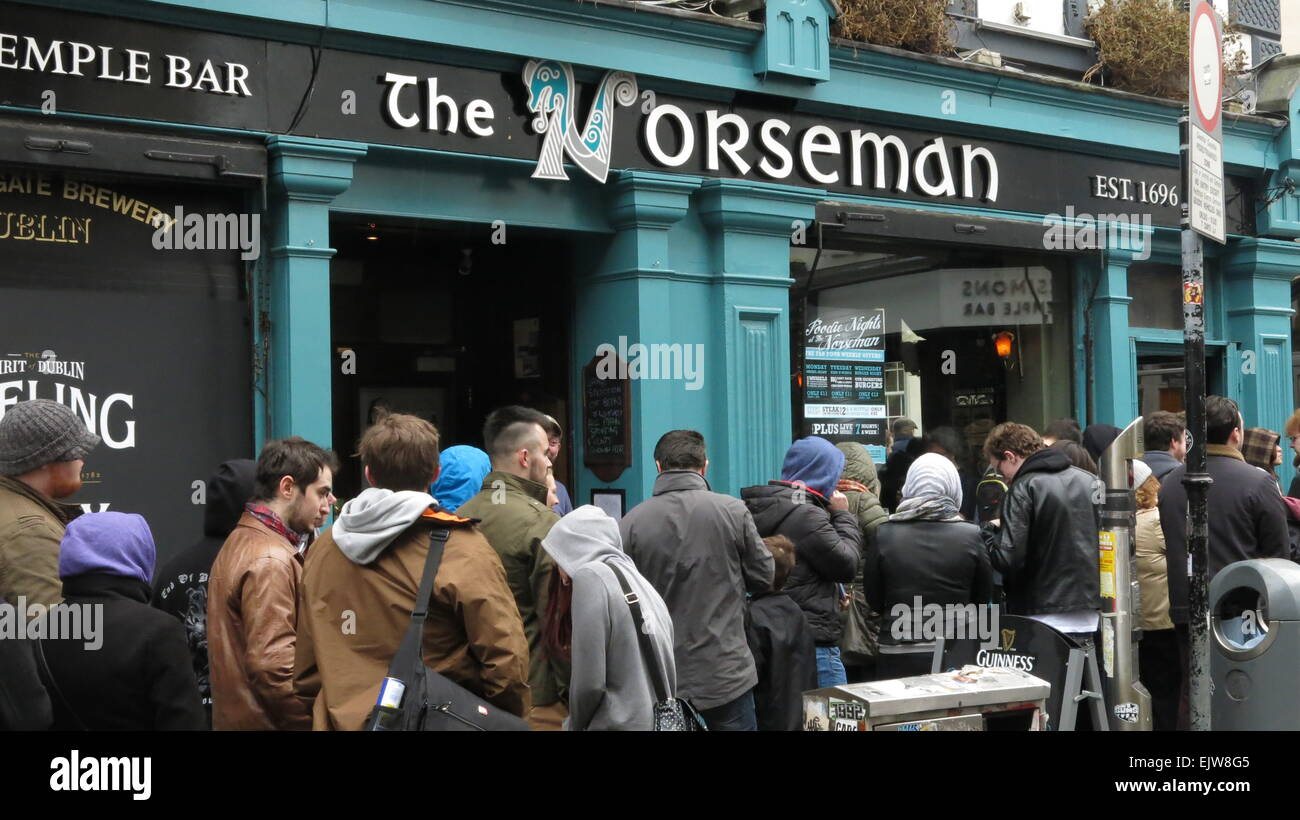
left=261, top=137, right=366, bottom=450
left=1223, top=238, right=1300, bottom=488
left=1091, top=249, right=1137, bottom=427
left=573, top=170, right=701, bottom=506
left=697, top=179, right=821, bottom=495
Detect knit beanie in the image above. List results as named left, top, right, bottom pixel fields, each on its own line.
left=0, top=400, right=101, bottom=476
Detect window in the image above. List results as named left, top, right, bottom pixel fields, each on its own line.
left=792, top=241, right=1073, bottom=470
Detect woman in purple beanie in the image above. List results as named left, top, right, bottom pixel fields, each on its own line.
left=35, top=512, right=205, bottom=730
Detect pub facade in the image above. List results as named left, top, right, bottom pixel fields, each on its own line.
left=2, top=0, right=1299, bottom=562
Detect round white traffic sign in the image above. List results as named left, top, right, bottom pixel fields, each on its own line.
left=1190, top=1, right=1222, bottom=133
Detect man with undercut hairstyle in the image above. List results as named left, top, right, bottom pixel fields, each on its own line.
left=459, top=405, right=568, bottom=730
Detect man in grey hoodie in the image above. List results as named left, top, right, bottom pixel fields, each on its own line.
left=542, top=505, right=675, bottom=731
left=294, top=414, right=530, bottom=730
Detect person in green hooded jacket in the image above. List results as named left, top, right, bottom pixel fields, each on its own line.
left=459, top=406, right=569, bottom=730
left=834, top=442, right=888, bottom=682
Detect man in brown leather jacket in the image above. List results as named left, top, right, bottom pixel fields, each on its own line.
left=294, top=413, right=530, bottom=729
left=207, top=437, right=337, bottom=730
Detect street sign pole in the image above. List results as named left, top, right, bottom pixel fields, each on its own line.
left=1182, top=0, right=1225, bottom=732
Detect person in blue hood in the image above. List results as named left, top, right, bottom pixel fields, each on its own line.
left=741, top=436, right=862, bottom=688
left=429, top=445, right=491, bottom=512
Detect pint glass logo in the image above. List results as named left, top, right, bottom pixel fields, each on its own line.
left=523, top=59, right=637, bottom=183
left=1000, top=629, right=1016, bottom=652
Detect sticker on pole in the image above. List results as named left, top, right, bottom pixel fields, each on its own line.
left=1114, top=702, right=1139, bottom=724
left=1099, top=531, right=1116, bottom=598
left=1188, top=1, right=1226, bottom=244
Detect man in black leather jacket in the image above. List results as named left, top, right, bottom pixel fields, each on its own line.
left=981, top=422, right=1102, bottom=637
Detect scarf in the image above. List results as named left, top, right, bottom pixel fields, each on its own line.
left=888, top=453, right=963, bottom=523
left=245, top=502, right=309, bottom=552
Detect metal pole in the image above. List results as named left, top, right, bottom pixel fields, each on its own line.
left=1179, top=109, right=1213, bottom=731
left=1099, top=418, right=1152, bottom=730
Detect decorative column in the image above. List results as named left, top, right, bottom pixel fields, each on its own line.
left=697, top=178, right=821, bottom=495
left=572, top=170, right=700, bottom=506
left=1223, top=238, right=1300, bottom=488
left=1090, top=248, right=1137, bottom=426
left=260, top=136, right=366, bottom=449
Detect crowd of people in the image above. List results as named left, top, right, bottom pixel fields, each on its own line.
left=0, top=394, right=1294, bottom=731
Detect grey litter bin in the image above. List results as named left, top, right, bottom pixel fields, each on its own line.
left=1210, top=558, right=1300, bottom=730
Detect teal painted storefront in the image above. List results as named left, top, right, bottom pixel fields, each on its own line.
left=13, top=0, right=1300, bottom=500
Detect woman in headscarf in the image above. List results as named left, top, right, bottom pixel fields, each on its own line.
left=540, top=505, right=677, bottom=731
left=36, top=512, right=205, bottom=730
left=864, top=453, right=993, bottom=680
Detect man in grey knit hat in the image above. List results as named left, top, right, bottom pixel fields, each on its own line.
left=0, top=399, right=100, bottom=606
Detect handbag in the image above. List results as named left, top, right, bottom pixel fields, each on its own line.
left=606, top=562, right=706, bottom=732
left=365, top=525, right=530, bottom=731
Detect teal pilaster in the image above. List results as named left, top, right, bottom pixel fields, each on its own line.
left=1223, top=238, right=1300, bottom=489
left=1091, top=249, right=1137, bottom=426
left=698, top=179, right=821, bottom=495
left=572, top=171, right=701, bottom=506
left=263, top=136, right=366, bottom=449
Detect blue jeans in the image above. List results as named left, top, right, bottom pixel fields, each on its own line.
left=699, top=689, right=757, bottom=731
left=816, top=646, right=848, bottom=687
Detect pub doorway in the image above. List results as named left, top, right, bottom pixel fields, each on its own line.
left=329, top=215, right=576, bottom=502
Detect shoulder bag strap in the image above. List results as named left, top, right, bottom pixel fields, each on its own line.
left=606, top=563, right=669, bottom=704
left=383, top=525, right=451, bottom=682
left=32, top=638, right=89, bottom=732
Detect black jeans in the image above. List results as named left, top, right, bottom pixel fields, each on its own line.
left=699, top=689, right=757, bottom=731
left=1139, top=628, right=1181, bottom=731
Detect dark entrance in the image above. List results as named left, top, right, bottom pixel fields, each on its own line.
left=329, top=216, right=575, bottom=502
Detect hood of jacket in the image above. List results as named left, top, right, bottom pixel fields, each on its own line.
left=1083, top=424, right=1121, bottom=462
left=430, top=445, right=491, bottom=513
left=1014, top=446, right=1072, bottom=482
left=652, top=469, right=711, bottom=495
left=540, top=504, right=625, bottom=577
left=781, top=437, right=844, bottom=500
left=332, top=487, right=435, bottom=565
left=204, top=459, right=256, bottom=537
left=59, top=511, right=155, bottom=585
left=741, top=481, right=826, bottom=532
left=836, top=442, right=880, bottom=495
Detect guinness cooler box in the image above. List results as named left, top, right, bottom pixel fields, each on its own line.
left=802, top=666, right=1050, bottom=731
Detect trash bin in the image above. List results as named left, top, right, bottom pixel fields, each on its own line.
left=1210, top=558, right=1300, bottom=730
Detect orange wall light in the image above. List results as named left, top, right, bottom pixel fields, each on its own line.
left=994, top=331, right=1015, bottom=359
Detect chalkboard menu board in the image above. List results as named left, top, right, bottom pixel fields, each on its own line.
left=582, top=356, right=631, bottom=482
